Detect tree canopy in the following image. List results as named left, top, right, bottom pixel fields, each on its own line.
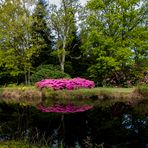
left=0, top=0, right=147, bottom=86
left=81, top=0, right=148, bottom=86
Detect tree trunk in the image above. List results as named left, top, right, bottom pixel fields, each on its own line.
left=25, top=71, right=28, bottom=85
left=60, top=34, right=66, bottom=72
left=28, top=69, right=30, bottom=85
left=60, top=61, right=65, bottom=72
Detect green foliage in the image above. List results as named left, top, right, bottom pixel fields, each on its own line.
left=49, top=0, right=81, bottom=71
left=31, top=0, right=53, bottom=66
left=0, top=0, right=147, bottom=86
left=36, top=64, right=61, bottom=71
left=0, top=0, right=42, bottom=84
left=64, top=61, right=74, bottom=75
left=82, top=0, right=148, bottom=86
left=136, top=84, right=148, bottom=97
left=31, top=65, right=70, bottom=83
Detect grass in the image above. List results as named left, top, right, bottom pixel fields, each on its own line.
left=40, top=87, right=142, bottom=107
left=0, top=85, right=134, bottom=91
left=0, top=86, right=42, bottom=105
left=94, top=87, right=134, bottom=93
left=0, top=85, right=146, bottom=107
left=0, top=140, right=60, bottom=148
left=0, top=141, right=36, bottom=148
left=0, top=85, right=36, bottom=91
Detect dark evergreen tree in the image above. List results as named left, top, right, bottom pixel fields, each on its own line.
left=32, top=0, right=54, bottom=66
left=65, top=21, right=82, bottom=76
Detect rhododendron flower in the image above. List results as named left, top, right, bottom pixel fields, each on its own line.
left=36, top=77, right=95, bottom=90
left=37, top=103, right=93, bottom=113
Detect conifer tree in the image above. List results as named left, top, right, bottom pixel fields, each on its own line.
left=32, top=0, right=53, bottom=66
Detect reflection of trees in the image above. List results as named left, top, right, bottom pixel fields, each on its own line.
left=0, top=102, right=148, bottom=147
left=86, top=103, right=148, bottom=147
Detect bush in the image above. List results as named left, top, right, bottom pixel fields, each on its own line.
left=36, top=77, right=95, bottom=90
left=136, top=84, right=148, bottom=97
left=36, top=64, right=61, bottom=71
left=31, top=65, right=70, bottom=83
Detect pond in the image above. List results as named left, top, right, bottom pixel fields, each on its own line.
left=0, top=102, right=148, bottom=147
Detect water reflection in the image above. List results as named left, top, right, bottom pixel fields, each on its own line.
left=0, top=102, right=148, bottom=147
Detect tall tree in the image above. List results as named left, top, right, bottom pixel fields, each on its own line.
left=32, top=0, right=53, bottom=66
left=82, top=0, right=148, bottom=86
left=49, top=0, right=80, bottom=72
left=0, top=0, right=41, bottom=85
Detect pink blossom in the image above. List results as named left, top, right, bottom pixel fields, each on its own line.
left=36, top=77, right=95, bottom=90
left=37, top=103, right=93, bottom=113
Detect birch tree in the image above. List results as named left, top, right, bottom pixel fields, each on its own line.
left=49, top=0, right=80, bottom=72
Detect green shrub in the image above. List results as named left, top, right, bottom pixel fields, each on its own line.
left=31, top=64, right=70, bottom=83
left=36, top=64, right=61, bottom=71
left=136, top=84, right=148, bottom=97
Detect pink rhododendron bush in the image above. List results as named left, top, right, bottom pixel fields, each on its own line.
left=37, top=103, right=93, bottom=113
left=36, top=78, right=94, bottom=113
left=36, top=77, right=95, bottom=90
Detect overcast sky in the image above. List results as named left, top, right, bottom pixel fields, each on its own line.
left=48, top=0, right=87, bottom=6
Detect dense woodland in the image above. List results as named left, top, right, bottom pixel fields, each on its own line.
left=0, top=0, right=147, bottom=87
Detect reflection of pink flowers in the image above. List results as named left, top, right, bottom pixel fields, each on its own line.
left=36, top=78, right=94, bottom=113
left=36, top=77, right=95, bottom=90
left=37, top=103, right=93, bottom=113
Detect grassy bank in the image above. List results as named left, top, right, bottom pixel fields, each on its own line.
left=0, top=86, right=42, bottom=105
left=0, top=86, right=147, bottom=107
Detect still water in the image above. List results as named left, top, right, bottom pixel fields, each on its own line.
left=0, top=102, right=148, bottom=147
